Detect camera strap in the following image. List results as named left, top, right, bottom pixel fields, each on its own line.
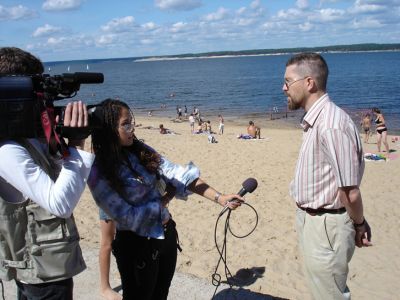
left=37, top=92, right=70, bottom=158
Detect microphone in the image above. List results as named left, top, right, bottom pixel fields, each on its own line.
left=219, top=178, right=258, bottom=216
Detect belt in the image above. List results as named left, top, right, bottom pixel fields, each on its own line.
left=297, top=204, right=346, bottom=216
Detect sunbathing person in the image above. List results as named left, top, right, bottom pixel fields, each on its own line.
left=247, top=121, right=261, bottom=139
left=160, top=124, right=171, bottom=134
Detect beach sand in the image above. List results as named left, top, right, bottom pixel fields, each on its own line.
left=3, top=115, right=400, bottom=299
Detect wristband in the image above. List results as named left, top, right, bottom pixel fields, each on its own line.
left=214, top=192, right=221, bottom=203
left=354, top=218, right=365, bottom=227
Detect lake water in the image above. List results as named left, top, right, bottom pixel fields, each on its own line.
left=45, top=51, right=400, bottom=131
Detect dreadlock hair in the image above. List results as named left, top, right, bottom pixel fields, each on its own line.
left=91, top=98, right=161, bottom=196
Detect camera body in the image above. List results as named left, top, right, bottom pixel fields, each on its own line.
left=0, top=72, right=104, bottom=139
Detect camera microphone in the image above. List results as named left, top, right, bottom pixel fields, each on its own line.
left=219, top=178, right=258, bottom=216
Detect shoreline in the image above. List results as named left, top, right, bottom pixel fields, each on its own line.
left=133, top=111, right=400, bottom=135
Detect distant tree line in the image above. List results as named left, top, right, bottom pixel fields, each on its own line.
left=150, top=43, right=400, bottom=59
left=45, top=43, right=400, bottom=64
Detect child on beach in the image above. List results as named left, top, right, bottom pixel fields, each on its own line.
left=189, top=113, right=195, bottom=133
left=361, top=113, right=372, bottom=143
left=218, top=114, right=224, bottom=135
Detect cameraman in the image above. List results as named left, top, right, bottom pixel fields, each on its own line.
left=0, top=47, right=94, bottom=299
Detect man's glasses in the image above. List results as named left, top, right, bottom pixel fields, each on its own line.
left=284, top=76, right=309, bottom=89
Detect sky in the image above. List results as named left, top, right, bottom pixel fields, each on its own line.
left=1, top=0, right=399, bottom=62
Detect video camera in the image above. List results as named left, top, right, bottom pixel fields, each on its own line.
left=0, top=72, right=104, bottom=139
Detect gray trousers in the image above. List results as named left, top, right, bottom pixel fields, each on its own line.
left=296, top=208, right=356, bottom=300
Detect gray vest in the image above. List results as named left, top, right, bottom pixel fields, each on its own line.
left=0, top=139, right=86, bottom=283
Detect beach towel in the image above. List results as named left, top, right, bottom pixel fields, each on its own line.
left=237, top=134, right=254, bottom=139
left=237, top=134, right=269, bottom=141
left=364, top=153, right=386, bottom=162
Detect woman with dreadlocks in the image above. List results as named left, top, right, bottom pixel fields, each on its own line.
left=88, top=98, right=243, bottom=300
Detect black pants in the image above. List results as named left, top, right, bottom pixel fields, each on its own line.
left=112, top=220, right=179, bottom=300
left=16, top=278, right=73, bottom=300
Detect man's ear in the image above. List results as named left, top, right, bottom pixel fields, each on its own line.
left=306, top=77, right=318, bottom=92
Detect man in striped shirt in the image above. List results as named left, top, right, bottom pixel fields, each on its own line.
left=283, top=53, right=372, bottom=299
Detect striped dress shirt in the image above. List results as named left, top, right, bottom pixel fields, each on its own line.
left=290, top=94, right=365, bottom=209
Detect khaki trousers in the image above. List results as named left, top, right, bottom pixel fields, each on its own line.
left=296, top=208, right=355, bottom=300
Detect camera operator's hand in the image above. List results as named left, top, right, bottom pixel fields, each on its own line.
left=63, top=101, right=88, bottom=150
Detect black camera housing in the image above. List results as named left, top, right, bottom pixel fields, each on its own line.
left=0, top=72, right=104, bottom=139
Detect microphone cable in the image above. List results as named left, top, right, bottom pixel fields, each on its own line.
left=211, top=201, right=258, bottom=299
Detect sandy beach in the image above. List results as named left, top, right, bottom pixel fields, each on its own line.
left=4, top=114, right=399, bottom=299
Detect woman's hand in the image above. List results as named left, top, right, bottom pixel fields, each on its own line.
left=217, top=194, right=245, bottom=209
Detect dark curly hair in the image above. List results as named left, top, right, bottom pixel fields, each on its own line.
left=91, top=98, right=161, bottom=196
left=0, top=47, right=44, bottom=74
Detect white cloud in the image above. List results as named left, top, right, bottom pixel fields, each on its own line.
left=42, top=0, right=83, bottom=11
left=250, top=0, right=262, bottom=10
left=170, top=22, right=187, bottom=33
left=141, top=22, right=158, bottom=31
left=101, top=16, right=135, bottom=33
left=236, top=18, right=256, bottom=26
left=349, top=0, right=387, bottom=14
left=155, top=0, right=202, bottom=11
left=315, top=8, right=346, bottom=22
left=0, top=5, right=36, bottom=21
left=32, top=24, right=62, bottom=37
left=47, top=36, right=67, bottom=45
left=203, top=7, right=229, bottom=21
left=296, top=0, right=309, bottom=9
left=140, top=39, right=154, bottom=45
left=96, top=34, right=116, bottom=45
left=276, top=8, right=304, bottom=20
left=299, top=21, right=313, bottom=31
left=237, top=7, right=247, bottom=15
left=351, top=17, right=383, bottom=28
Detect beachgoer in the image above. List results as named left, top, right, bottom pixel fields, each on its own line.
left=178, top=107, right=182, bottom=120
left=88, top=98, right=244, bottom=300
left=189, top=114, right=195, bottom=133
left=99, top=209, right=122, bottom=300
left=193, top=107, right=200, bottom=121
left=218, top=114, right=224, bottom=135
left=159, top=124, right=170, bottom=134
left=205, top=120, right=212, bottom=133
left=247, top=121, right=261, bottom=139
left=184, top=105, right=188, bottom=118
left=148, top=110, right=153, bottom=117
left=195, top=121, right=204, bottom=134
left=283, top=52, right=371, bottom=299
left=360, top=112, right=372, bottom=143
left=201, top=121, right=208, bottom=132
left=0, top=47, right=95, bottom=299
left=372, top=108, right=390, bottom=154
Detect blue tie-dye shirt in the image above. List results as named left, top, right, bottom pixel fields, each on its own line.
left=88, top=152, right=200, bottom=239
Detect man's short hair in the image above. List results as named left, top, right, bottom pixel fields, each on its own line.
left=249, top=121, right=254, bottom=125
left=0, top=47, right=44, bottom=75
left=286, top=52, right=329, bottom=91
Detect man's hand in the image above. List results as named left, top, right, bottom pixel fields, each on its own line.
left=63, top=101, right=88, bottom=150
left=354, top=219, right=372, bottom=248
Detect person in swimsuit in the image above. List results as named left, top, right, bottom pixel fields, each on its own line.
left=360, top=113, right=372, bottom=143
left=372, top=108, right=390, bottom=154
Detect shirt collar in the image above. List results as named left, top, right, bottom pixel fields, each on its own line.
left=301, top=93, right=330, bottom=131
